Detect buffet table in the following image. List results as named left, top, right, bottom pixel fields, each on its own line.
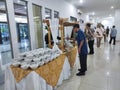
left=5, top=47, right=78, bottom=90
left=5, top=54, right=71, bottom=90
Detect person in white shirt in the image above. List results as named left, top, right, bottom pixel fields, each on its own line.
left=95, top=24, right=103, bottom=48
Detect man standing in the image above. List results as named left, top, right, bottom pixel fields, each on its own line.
left=73, top=24, right=88, bottom=76
left=109, top=25, right=117, bottom=45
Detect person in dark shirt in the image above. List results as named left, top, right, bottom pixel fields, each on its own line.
left=73, top=24, right=88, bottom=76
left=106, top=26, right=110, bottom=37
left=109, top=25, right=117, bottom=45
left=45, top=33, right=54, bottom=47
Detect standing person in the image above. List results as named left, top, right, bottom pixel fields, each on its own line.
left=73, top=24, right=88, bottom=76
left=84, top=23, right=95, bottom=55
left=101, top=25, right=107, bottom=42
left=45, top=32, right=54, bottom=47
left=95, top=24, right=103, bottom=48
left=109, top=25, right=117, bottom=45
left=106, top=26, right=110, bottom=37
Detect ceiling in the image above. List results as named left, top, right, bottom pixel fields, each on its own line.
left=66, top=0, right=120, bottom=18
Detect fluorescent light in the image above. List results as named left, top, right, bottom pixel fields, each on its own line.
left=111, top=6, right=114, bottom=9
left=80, top=0, right=83, bottom=4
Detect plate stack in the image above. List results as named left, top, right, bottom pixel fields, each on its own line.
left=12, top=48, right=62, bottom=70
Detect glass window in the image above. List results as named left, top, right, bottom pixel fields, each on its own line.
left=54, top=11, right=59, bottom=19
left=45, top=8, right=52, bottom=19
left=32, top=4, right=43, bottom=48
left=13, top=0, right=31, bottom=53
left=0, top=0, right=13, bottom=65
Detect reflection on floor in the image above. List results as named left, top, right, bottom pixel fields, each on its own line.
left=57, top=42, right=120, bottom=90
left=0, top=42, right=120, bottom=90
left=0, top=69, right=4, bottom=90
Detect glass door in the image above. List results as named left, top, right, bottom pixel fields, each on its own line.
left=32, top=4, right=43, bottom=48
left=0, top=0, right=12, bottom=65
left=13, top=0, right=31, bottom=53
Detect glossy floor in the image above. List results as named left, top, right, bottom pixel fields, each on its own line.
left=0, top=42, right=120, bottom=90
left=56, top=42, right=120, bottom=90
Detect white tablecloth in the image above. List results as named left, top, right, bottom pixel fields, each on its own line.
left=5, top=57, right=71, bottom=90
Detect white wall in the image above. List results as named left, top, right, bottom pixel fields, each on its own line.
left=27, top=0, right=79, bottom=49
left=5, top=0, right=79, bottom=59
left=27, top=0, right=79, bottom=19
left=100, top=17, right=115, bottom=28
left=80, top=14, right=115, bottom=28
left=115, top=9, right=120, bottom=41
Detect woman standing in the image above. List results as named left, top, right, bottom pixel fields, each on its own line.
left=85, top=23, right=95, bottom=54
left=95, top=24, right=103, bottom=48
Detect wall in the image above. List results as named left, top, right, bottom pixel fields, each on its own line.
left=100, top=17, right=115, bottom=28
left=27, top=0, right=79, bottom=49
left=80, top=14, right=115, bottom=29
left=27, top=0, right=79, bottom=19
left=5, top=0, right=79, bottom=59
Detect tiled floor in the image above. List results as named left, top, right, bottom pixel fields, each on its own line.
left=56, top=42, right=120, bottom=90
left=0, top=42, right=120, bottom=90
left=0, top=70, right=4, bottom=90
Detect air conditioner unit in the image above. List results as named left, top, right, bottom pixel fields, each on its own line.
left=77, top=9, right=83, bottom=15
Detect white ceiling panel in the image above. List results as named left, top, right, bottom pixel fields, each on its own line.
left=66, top=0, right=120, bottom=17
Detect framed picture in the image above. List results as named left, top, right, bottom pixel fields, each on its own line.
left=70, top=16, right=77, bottom=22
left=45, top=8, right=52, bottom=19
left=54, top=11, right=59, bottom=18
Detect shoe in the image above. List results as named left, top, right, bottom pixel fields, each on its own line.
left=88, top=53, right=94, bottom=55
left=78, top=69, right=87, bottom=72
left=76, top=72, right=85, bottom=76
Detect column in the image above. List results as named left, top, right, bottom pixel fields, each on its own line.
left=6, top=0, right=19, bottom=58
left=115, top=9, right=120, bottom=41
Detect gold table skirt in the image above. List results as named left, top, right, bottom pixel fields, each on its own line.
left=11, top=54, right=66, bottom=87
left=65, top=47, right=77, bottom=68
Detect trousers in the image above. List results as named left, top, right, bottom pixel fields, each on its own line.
left=79, top=54, right=87, bottom=72
left=88, top=40, right=94, bottom=54
left=109, top=37, right=116, bottom=45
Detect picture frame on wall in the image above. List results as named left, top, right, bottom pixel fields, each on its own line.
left=54, top=11, right=59, bottom=19
left=45, top=8, right=52, bottom=19
left=70, top=16, right=77, bottom=22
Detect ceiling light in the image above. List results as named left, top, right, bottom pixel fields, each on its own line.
left=92, top=12, right=95, bottom=15
left=80, top=0, right=83, bottom=4
left=111, top=6, right=114, bottom=9
left=24, top=6, right=27, bottom=9
left=77, top=10, right=80, bottom=13
left=106, top=72, right=110, bottom=76
left=17, top=0, right=20, bottom=3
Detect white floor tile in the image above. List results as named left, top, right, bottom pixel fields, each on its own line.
left=79, top=83, right=107, bottom=90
